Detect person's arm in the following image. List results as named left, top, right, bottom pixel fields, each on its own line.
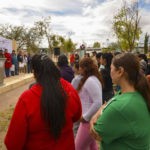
left=71, top=90, right=82, bottom=122
left=93, top=105, right=130, bottom=144
left=82, top=78, right=102, bottom=121
left=5, top=97, right=28, bottom=150
left=90, top=102, right=107, bottom=140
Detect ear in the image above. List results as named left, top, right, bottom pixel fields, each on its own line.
left=118, top=66, right=125, bottom=76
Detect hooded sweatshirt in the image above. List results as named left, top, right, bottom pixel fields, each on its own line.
left=5, top=78, right=82, bottom=150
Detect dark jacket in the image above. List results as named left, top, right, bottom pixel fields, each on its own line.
left=60, top=65, right=74, bottom=83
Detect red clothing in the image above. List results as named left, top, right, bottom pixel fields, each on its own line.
left=5, top=78, right=82, bottom=150
left=4, top=52, right=12, bottom=68
left=70, top=54, right=75, bottom=64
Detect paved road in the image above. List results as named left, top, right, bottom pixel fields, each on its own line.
left=0, top=82, right=33, bottom=112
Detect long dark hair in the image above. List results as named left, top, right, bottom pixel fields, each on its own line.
left=31, top=54, right=67, bottom=139
left=112, top=53, right=150, bottom=111
left=101, top=53, right=113, bottom=68
left=77, top=57, right=103, bottom=91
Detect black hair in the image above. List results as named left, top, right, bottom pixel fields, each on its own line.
left=57, top=54, right=68, bottom=67
left=101, top=53, right=113, bottom=68
left=96, top=52, right=102, bottom=59
left=112, top=53, right=150, bottom=111
left=138, top=54, right=148, bottom=64
left=31, top=54, right=67, bottom=139
left=74, top=62, right=79, bottom=70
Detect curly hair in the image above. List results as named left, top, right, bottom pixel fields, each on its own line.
left=77, top=57, right=103, bottom=91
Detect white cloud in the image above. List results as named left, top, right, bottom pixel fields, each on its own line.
left=145, top=0, right=150, bottom=4
left=0, top=0, right=149, bottom=47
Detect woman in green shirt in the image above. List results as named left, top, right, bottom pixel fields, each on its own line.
left=90, top=53, right=150, bottom=150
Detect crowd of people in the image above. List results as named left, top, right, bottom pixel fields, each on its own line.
left=0, top=49, right=32, bottom=77
left=4, top=50, right=150, bottom=150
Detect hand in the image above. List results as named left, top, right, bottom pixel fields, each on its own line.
left=90, top=126, right=102, bottom=141
left=80, top=116, right=87, bottom=123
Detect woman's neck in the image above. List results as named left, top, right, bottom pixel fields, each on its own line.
left=120, top=80, right=136, bottom=93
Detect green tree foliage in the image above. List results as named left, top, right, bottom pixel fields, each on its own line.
left=113, top=1, right=142, bottom=51
left=34, top=16, right=54, bottom=54
left=108, top=42, right=120, bottom=51
left=93, top=42, right=101, bottom=48
left=63, top=38, right=76, bottom=53
left=0, top=24, right=41, bottom=52
left=0, top=16, right=76, bottom=54
left=144, top=33, right=149, bottom=54
left=0, top=24, right=27, bottom=50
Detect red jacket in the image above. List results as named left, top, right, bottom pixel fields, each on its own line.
left=5, top=78, right=82, bottom=150
left=4, top=52, right=12, bottom=68
left=70, top=54, right=75, bottom=64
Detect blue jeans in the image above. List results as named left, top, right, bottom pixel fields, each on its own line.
left=5, top=68, right=10, bottom=77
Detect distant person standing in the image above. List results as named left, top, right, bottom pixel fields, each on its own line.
left=57, top=54, right=74, bottom=82
left=17, top=50, right=24, bottom=73
left=4, top=49, right=12, bottom=77
left=71, top=63, right=82, bottom=90
left=92, top=51, right=98, bottom=66
left=70, top=53, right=75, bottom=67
left=100, top=53, right=114, bottom=103
left=71, top=63, right=83, bottom=137
left=27, top=53, right=32, bottom=73
left=11, top=50, right=18, bottom=75
left=74, top=53, right=80, bottom=64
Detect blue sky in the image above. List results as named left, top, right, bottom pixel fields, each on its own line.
left=0, top=0, right=149, bottom=47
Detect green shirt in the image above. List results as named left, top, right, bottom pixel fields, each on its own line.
left=94, top=91, right=150, bottom=150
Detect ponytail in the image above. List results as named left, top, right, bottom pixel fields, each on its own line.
left=135, top=73, right=150, bottom=111
left=31, top=54, right=67, bottom=139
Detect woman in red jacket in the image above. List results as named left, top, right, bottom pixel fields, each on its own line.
left=4, top=49, right=12, bottom=77
left=5, top=54, right=82, bottom=150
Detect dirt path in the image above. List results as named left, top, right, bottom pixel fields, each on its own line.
left=0, top=82, right=32, bottom=150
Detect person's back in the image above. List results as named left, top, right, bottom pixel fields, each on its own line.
left=59, top=65, right=74, bottom=82
left=5, top=54, right=82, bottom=150
left=57, top=54, right=74, bottom=82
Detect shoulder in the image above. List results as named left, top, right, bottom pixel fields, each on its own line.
left=60, top=78, right=76, bottom=93
left=86, top=76, right=97, bottom=82
left=85, top=76, right=102, bottom=87
left=104, top=92, right=146, bottom=114
left=19, top=84, right=41, bottom=103
left=60, top=78, right=81, bottom=105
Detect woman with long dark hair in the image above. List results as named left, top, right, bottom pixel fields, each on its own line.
left=100, top=53, right=114, bottom=103
left=75, top=57, right=103, bottom=150
left=5, top=54, right=82, bottom=150
left=91, top=53, right=150, bottom=150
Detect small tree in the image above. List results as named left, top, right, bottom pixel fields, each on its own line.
left=144, top=33, right=149, bottom=54
left=34, top=16, right=53, bottom=54
left=0, top=24, right=27, bottom=50
left=108, top=42, right=120, bottom=51
left=113, top=0, right=142, bottom=51
left=63, top=38, right=76, bottom=53
left=93, top=42, right=101, bottom=48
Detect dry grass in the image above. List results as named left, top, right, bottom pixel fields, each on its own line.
left=0, top=105, right=14, bottom=150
